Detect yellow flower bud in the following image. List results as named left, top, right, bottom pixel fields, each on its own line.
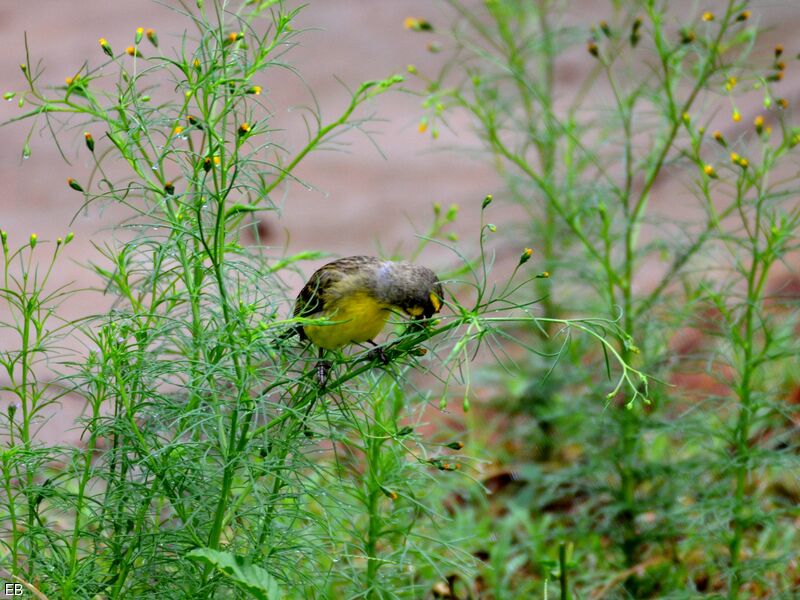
left=146, top=28, right=159, bottom=47
left=99, top=38, right=114, bottom=58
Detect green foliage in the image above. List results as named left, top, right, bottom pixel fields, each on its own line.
left=0, top=1, right=643, bottom=598
left=187, top=548, right=283, bottom=599
left=408, top=0, right=800, bottom=597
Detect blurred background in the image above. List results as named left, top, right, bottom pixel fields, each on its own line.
left=2, top=1, right=798, bottom=297
left=0, top=1, right=499, bottom=294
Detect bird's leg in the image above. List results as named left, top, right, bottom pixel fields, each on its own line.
left=366, top=339, right=389, bottom=365
left=316, top=348, right=331, bottom=388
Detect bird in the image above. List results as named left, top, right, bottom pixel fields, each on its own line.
left=292, top=255, right=444, bottom=383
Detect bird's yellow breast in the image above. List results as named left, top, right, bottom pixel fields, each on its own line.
left=303, top=291, right=391, bottom=350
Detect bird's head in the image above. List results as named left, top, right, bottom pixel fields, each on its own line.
left=376, top=261, right=444, bottom=319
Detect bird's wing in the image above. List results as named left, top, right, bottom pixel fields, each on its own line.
left=294, top=262, right=343, bottom=318
left=294, top=256, right=382, bottom=319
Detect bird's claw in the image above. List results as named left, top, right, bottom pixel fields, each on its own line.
left=367, top=345, right=390, bottom=365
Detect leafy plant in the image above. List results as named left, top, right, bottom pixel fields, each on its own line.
left=409, top=0, right=800, bottom=597
left=0, top=2, right=645, bottom=598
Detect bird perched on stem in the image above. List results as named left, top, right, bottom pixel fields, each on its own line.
left=292, top=255, right=444, bottom=384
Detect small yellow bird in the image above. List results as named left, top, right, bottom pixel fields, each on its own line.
left=293, top=255, right=443, bottom=361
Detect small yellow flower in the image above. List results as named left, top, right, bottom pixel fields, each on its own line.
left=587, top=39, right=599, bottom=58
left=519, top=247, right=534, bottom=265
left=146, top=28, right=159, bottom=47
left=238, top=122, right=251, bottom=136
left=754, top=115, right=764, bottom=134
left=418, top=119, right=428, bottom=133
left=777, top=98, right=789, bottom=109
left=703, top=164, right=717, bottom=178
left=173, top=125, right=184, bottom=136
left=99, top=38, right=114, bottom=58
left=682, top=111, right=691, bottom=125
left=730, top=153, right=748, bottom=169
left=702, top=11, right=714, bottom=22
left=713, top=130, right=726, bottom=146
left=29, top=233, right=37, bottom=249
left=775, top=44, right=784, bottom=58
left=246, top=85, right=262, bottom=95
left=725, top=76, right=737, bottom=92
left=736, top=10, right=751, bottom=22
left=732, top=109, right=741, bottom=122
left=213, top=155, right=221, bottom=166
left=126, top=46, right=141, bottom=57
left=404, top=17, right=432, bottom=31
left=225, top=32, right=242, bottom=45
